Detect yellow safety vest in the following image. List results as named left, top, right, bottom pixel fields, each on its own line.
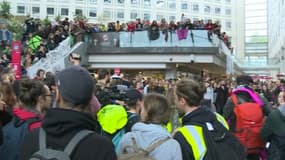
left=214, top=112, right=229, bottom=130
left=178, top=113, right=228, bottom=160
left=178, top=125, right=207, bottom=160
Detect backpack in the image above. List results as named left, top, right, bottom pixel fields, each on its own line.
left=0, top=116, right=41, bottom=160
left=231, top=93, right=265, bottom=154
left=97, top=105, right=128, bottom=153
left=118, top=137, right=170, bottom=160
left=189, top=120, right=246, bottom=160
left=30, top=128, right=93, bottom=160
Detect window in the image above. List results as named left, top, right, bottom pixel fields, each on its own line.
left=75, top=9, right=83, bottom=16
left=17, top=6, right=25, bottom=14
left=225, top=9, right=231, bottom=16
left=103, top=10, right=111, bottom=19
left=181, top=3, right=188, bottom=10
left=47, top=7, right=54, bottom=15
left=215, top=7, right=221, bottom=15
left=89, top=0, right=97, bottom=3
left=117, top=0, right=124, bottom=4
left=61, top=8, right=68, bottom=16
left=130, top=12, right=138, bottom=19
left=117, top=11, right=124, bottom=19
left=225, top=0, right=231, bottom=3
left=168, top=1, right=176, bottom=9
left=156, top=0, right=165, bottom=8
left=131, top=0, right=138, bottom=6
left=89, top=9, right=97, bottom=17
left=144, top=0, right=150, bottom=7
left=169, top=16, right=175, bottom=21
left=144, top=13, right=150, bottom=20
left=157, top=14, right=163, bottom=21
left=204, top=5, right=211, bottom=13
left=193, top=4, right=199, bottom=12
left=226, top=21, right=231, bottom=30
left=104, top=0, right=111, bottom=4
left=32, top=7, right=40, bottom=14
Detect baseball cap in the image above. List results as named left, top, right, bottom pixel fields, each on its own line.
left=56, top=66, right=94, bottom=105
left=125, top=88, right=143, bottom=101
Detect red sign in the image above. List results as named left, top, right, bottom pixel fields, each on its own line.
left=11, top=41, right=22, bottom=80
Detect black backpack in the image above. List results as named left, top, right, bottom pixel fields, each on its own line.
left=29, top=128, right=93, bottom=160
left=191, top=119, right=247, bottom=160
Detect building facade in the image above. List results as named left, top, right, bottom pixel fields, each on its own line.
left=268, top=0, right=285, bottom=74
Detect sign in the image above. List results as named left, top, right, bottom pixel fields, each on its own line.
left=11, top=41, right=22, bottom=80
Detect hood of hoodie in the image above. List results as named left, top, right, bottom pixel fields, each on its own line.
left=183, top=107, right=216, bottom=125
left=42, top=108, right=97, bottom=137
left=278, top=105, right=285, bottom=120
left=13, top=108, right=41, bottom=120
left=129, top=122, right=171, bottom=149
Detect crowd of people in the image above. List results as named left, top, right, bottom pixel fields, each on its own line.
left=0, top=14, right=232, bottom=72
left=0, top=57, right=284, bottom=159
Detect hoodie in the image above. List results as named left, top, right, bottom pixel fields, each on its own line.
left=19, top=108, right=117, bottom=160
left=119, top=122, right=182, bottom=160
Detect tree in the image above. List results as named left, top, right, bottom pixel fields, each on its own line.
left=0, top=1, right=11, bottom=19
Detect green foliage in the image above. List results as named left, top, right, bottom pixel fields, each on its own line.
left=74, top=14, right=88, bottom=22
left=41, top=16, right=51, bottom=27
left=7, top=16, right=24, bottom=40
left=0, top=1, right=11, bottom=19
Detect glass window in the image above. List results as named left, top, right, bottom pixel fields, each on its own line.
left=169, top=16, right=175, bottom=21
left=144, top=13, right=150, bottom=20
left=61, top=8, right=69, bottom=16
left=47, top=7, right=54, bottom=15
left=193, top=4, right=199, bottom=12
left=75, top=9, right=83, bottom=16
left=89, top=9, right=97, bottom=17
left=117, top=11, right=124, bottom=19
left=204, top=5, right=211, bottom=13
left=131, top=0, right=138, bottom=6
left=117, top=0, right=124, bottom=4
left=168, top=1, right=176, bottom=9
left=181, top=3, right=188, bottom=10
left=32, top=7, right=40, bottom=14
left=130, top=12, right=138, bottom=19
left=144, top=0, right=151, bottom=7
left=156, top=0, right=165, bottom=8
left=157, top=15, right=163, bottom=21
left=225, top=8, right=231, bottom=16
left=103, top=10, right=111, bottom=19
left=215, top=7, right=221, bottom=15
left=104, top=0, right=111, bottom=4
left=17, top=6, right=25, bottom=14
left=225, top=0, right=231, bottom=3
left=89, top=0, right=97, bottom=3
left=226, top=21, right=231, bottom=30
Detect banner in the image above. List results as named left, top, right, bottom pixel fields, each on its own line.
left=11, top=41, right=22, bottom=80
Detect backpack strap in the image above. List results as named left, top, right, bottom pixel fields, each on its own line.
left=231, top=94, right=239, bottom=106
left=63, top=130, right=94, bottom=156
left=39, top=128, right=47, bottom=150
left=145, top=137, right=170, bottom=153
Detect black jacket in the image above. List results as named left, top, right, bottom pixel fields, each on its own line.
left=173, top=107, right=218, bottom=160
left=20, top=108, right=117, bottom=160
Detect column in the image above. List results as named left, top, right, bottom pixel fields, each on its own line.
left=165, top=64, right=177, bottom=79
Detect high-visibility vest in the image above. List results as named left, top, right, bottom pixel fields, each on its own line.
left=178, top=125, right=207, bottom=160
left=214, top=112, right=229, bottom=130
left=178, top=113, right=228, bottom=160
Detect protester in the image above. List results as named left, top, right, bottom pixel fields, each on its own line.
left=261, top=91, right=285, bottom=160
left=19, top=66, right=117, bottom=160
left=119, top=93, right=182, bottom=160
